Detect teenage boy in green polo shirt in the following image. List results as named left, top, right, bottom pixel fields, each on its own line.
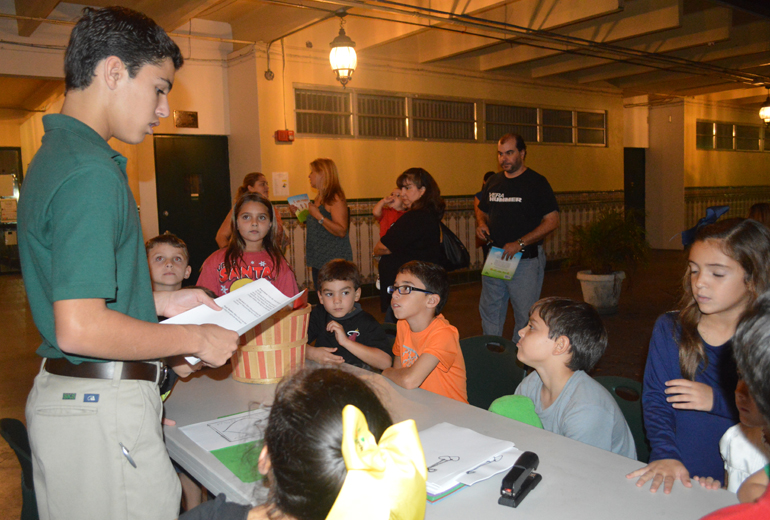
left=17, top=7, right=238, bottom=520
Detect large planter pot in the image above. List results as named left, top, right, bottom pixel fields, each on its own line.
left=576, top=270, right=626, bottom=315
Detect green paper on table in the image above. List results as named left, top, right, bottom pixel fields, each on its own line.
left=211, top=440, right=265, bottom=483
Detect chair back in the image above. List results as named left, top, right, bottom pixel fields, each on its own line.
left=593, top=376, right=650, bottom=463
left=459, top=335, right=528, bottom=409
left=1, top=418, right=39, bottom=520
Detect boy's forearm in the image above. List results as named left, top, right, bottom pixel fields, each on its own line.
left=341, top=338, right=391, bottom=370
left=382, top=367, right=421, bottom=389
left=53, top=299, right=236, bottom=364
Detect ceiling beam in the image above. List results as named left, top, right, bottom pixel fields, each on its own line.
left=13, top=0, right=60, bottom=37
left=360, top=0, right=622, bottom=55
left=135, top=0, right=227, bottom=31
left=591, top=20, right=770, bottom=88
left=478, top=0, right=678, bottom=71
left=530, top=7, right=731, bottom=79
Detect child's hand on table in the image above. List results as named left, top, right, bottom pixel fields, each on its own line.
left=626, top=458, right=691, bottom=494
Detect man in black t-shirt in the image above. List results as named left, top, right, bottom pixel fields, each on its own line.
left=476, top=133, right=560, bottom=341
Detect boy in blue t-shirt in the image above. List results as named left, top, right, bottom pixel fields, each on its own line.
left=513, top=297, right=636, bottom=458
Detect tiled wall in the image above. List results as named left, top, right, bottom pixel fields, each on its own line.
left=685, top=186, right=770, bottom=228
left=278, top=185, right=770, bottom=290
left=278, top=190, right=626, bottom=290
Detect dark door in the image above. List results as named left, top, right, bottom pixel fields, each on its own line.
left=154, top=135, right=231, bottom=281
left=624, top=147, right=645, bottom=230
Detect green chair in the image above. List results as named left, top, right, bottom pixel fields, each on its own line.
left=459, top=335, right=528, bottom=410
left=1, top=418, right=39, bottom=520
left=594, top=376, right=650, bottom=463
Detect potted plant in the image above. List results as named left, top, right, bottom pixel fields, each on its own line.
left=565, top=209, right=650, bottom=314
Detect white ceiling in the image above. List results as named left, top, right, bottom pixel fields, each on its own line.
left=3, top=0, right=770, bottom=117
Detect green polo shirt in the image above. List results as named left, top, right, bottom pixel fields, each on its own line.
left=18, top=114, right=157, bottom=363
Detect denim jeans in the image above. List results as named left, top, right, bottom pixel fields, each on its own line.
left=479, top=246, right=546, bottom=341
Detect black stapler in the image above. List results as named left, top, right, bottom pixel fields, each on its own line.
left=498, top=451, right=541, bottom=508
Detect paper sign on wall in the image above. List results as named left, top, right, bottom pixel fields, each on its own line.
left=273, top=172, right=289, bottom=197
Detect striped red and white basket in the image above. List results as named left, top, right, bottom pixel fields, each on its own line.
left=231, top=303, right=311, bottom=384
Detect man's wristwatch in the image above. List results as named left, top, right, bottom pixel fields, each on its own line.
left=517, top=238, right=525, bottom=250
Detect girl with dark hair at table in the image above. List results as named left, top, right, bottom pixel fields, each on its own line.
left=178, top=368, right=427, bottom=520
left=216, top=173, right=286, bottom=250
left=374, top=168, right=445, bottom=322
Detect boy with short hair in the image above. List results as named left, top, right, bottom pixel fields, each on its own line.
left=306, top=259, right=393, bottom=370
left=382, top=261, right=468, bottom=403
left=146, top=233, right=192, bottom=291
left=514, top=297, right=636, bottom=458
left=18, top=7, right=238, bottom=519
left=703, top=293, right=770, bottom=518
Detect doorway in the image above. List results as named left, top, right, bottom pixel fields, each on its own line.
left=624, top=147, right=646, bottom=230
left=154, top=135, right=231, bottom=281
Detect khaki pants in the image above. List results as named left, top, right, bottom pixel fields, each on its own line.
left=26, top=361, right=181, bottom=520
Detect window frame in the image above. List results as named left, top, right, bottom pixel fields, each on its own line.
left=695, top=119, right=766, bottom=152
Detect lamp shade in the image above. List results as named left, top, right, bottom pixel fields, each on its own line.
left=760, top=94, right=770, bottom=124
left=330, top=27, right=357, bottom=87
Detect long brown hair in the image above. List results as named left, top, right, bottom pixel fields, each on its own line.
left=310, top=158, right=345, bottom=207
left=234, top=172, right=266, bottom=202
left=678, top=218, right=770, bottom=379
left=396, top=168, right=445, bottom=219
left=225, top=192, right=287, bottom=278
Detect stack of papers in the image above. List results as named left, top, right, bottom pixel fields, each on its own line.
left=419, top=422, right=522, bottom=502
left=161, top=279, right=305, bottom=364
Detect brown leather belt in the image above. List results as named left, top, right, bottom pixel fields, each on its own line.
left=45, top=358, right=159, bottom=382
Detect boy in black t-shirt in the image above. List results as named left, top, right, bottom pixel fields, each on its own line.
left=306, top=259, right=394, bottom=370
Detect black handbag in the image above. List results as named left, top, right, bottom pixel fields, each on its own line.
left=439, top=222, right=470, bottom=272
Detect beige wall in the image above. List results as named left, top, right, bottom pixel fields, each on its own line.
left=241, top=45, right=625, bottom=200
left=0, top=121, right=21, bottom=148
left=684, top=100, right=770, bottom=187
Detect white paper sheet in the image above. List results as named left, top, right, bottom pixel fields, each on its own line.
left=456, top=446, right=523, bottom=486
left=179, top=408, right=270, bottom=452
left=419, top=422, right=514, bottom=493
left=161, top=279, right=304, bottom=363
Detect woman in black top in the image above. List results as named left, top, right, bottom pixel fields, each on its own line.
left=374, top=168, right=444, bottom=320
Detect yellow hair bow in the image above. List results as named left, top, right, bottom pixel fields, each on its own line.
left=326, top=405, right=428, bottom=520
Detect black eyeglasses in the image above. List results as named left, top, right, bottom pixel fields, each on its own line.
left=387, top=285, right=434, bottom=296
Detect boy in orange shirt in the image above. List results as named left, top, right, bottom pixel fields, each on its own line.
left=383, top=261, right=468, bottom=403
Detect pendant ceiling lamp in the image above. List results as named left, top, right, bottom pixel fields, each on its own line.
left=329, top=13, right=356, bottom=87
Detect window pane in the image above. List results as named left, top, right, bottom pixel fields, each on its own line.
left=486, top=123, right=537, bottom=143
left=486, top=104, right=538, bottom=125
left=296, top=113, right=350, bottom=135
left=412, top=99, right=476, bottom=140
left=295, top=89, right=351, bottom=136
left=735, top=125, right=760, bottom=140
left=542, top=109, right=572, bottom=127
left=736, top=138, right=760, bottom=151
left=543, top=126, right=573, bottom=143
left=295, top=89, right=350, bottom=112
left=358, top=95, right=404, bottom=116
left=356, top=94, right=406, bottom=137
left=358, top=116, right=406, bottom=138
left=696, top=135, right=714, bottom=149
left=577, top=128, right=605, bottom=145
left=696, top=121, right=713, bottom=135
left=577, top=111, right=604, bottom=129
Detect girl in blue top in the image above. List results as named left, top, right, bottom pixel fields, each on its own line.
left=628, top=218, right=770, bottom=493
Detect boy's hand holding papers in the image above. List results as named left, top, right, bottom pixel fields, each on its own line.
left=162, top=279, right=305, bottom=364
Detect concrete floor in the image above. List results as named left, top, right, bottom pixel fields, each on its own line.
left=0, top=249, right=686, bottom=519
